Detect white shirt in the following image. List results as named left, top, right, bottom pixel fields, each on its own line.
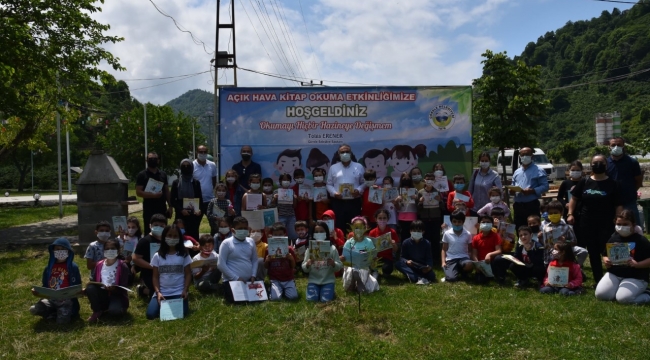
left=217, top=236, right=258, bottom=281
left=192, top=251, right=218, bottom=281
left=326, top=161, right=365, bottom=197
left=193, top=159, right=217, bottom=202
left=100, top=260, right=118, bottom=286
left=151, top=252, right=191, bottom=296
left=442, top=228, right=472, bottom=260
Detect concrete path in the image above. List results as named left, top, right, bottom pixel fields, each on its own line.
left=0, top=194, right=77, bottom=207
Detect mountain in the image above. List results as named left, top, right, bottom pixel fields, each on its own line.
left=166, top=89, right=217, bottom=149
left=514, top=2, right=650, bottom=158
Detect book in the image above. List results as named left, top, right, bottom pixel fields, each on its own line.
left=548, top=266, right=569, bottom=286
left=245, top=193, right=262, bottom=210
left=368, top=187, right=383, bottom=204
left=112, top=216, right=127, bottom=235
left=183, top=240, right=194, bottom=249
left=501, top=254, right=525, bottom=266
left=277, top=189, right=294, bottom=205
left=32, top=285, right=82, bottom=300
left=433, top=176, right=449, bottom=192
left=211, top=205, right=225, bottom=218
left=268, top=237, right=289, bottom=258
left=498, top=222, right=517, bottom=244
left=182, top=198, right=200, bottom=212
left=160, top=298, right=184, bottom=321
left=298, top=184, right=313, bottom=200
left=505, top=185, right=523, bottom=192
left=464, top=216, right=478, bottom=235
left=606, top=242, right=633, bottom=265
left=400, top=188, right=416, bottom=204
left=567, top=191, right=572, bottom=202
left=309, top=240, right=331, bottom=261
left=542, top=228, right=563, bottom=248
left=373, top=232, right=393, bottom=252
left=86, top=281, right=133, bottom=292
left=422, top=191, right=439, bottom=208
left=473, top=261, right=494, bottom=277
left=150, top=243, right=161, bottom=257
left=190, top=258, right=219, bottom=269
left=339, top=183, right=355, bottom=199
left=229, top=281, right=268, bottom=302
left=323, top=219, right=335, bottom=234
left=342, top=247, right=376, bottom=268
left=144, top=178, right=164, bottom=193
left=454, top=192, right=470, bottom=203
left=383, top=188, right=399, bottom=202
left=241, top=208, right=279, bottom=230
left=123, top=239, right=137, bottom=253
left=313, top=187, right=328, bottom=202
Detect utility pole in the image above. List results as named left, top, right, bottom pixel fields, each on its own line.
left=144, top=103, right=148, bottom=168
left=56, top=73, right=63, bottom=219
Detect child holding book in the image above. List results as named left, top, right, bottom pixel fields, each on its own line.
left=84, top=239, right=130, bottom=322
left=133, top=214, right=168, bottom=298
left=380, top=176, right=399, bottom=232
left=302, top=221, right=343, bottom=302
left=293, top=220, right=310, bottom=266
left=241, top=173, right=267, bottom=211
left=509, top=226, right=545, bottom=288
left=292, top=169, right=310, bottom=222
left=119, top=216, right=142, bottom=284
left=471, top=215, right=504, bottom=283
left=273, top=173, right=298, bottom=240
left=394, top=172, right=418, bottom=241
left=85, top=220, right=112, bottom=270
left=175, top=218, right=200, bottom=257
left=541, top=201, right=588, bottom=269
left=361, top=169, right=382, bottom=229
left=368, top=209, right=399, bottom=277
left=265, top=222, right=298, bottom=301
left=146, top=225, right=192, bottom=319
left=252, top=229, right=267, bottom=281
left=595, top=210, right=650, bottom=304
left=213, top=217, right=232, bottom=254
left=262, top=177, right=275, bottom=208
left=217, top=216, right=259, bottom=303
left=321, top=210, right=346, bottom=252
left=29, top=238, right=82, bottom=324
left=192, top=234, right=220, bottom=292
left=396, top=220, right=436, bottom=284
left=417, top=172, right=443, bottom=265
left=341, top=216, right=379, bottom=293
left=309, top=168, right=329, bottom=223
left=446, top=174, right=474, bottom=215
left=477, top=187, right=510, bottom=219
left=207, top=183, right=235, bottom=235
left=540, top=242, right=583, bottom=296
left=441, top=210, right=474, bottom=282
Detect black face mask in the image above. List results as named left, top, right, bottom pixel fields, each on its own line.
left=147, top=158, right=158, bottom=168
left=181, top=166, right=192, bottom=175
left=241, top=154, right=251, bottom=161
left=592, top=162, right=606, bottom=174
left=530, top=225, right=540, bottom=233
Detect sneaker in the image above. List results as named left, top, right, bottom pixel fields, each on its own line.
left=87, top=311, right=102, bottom=323
left=416, top=278, right=430, bottom=285
left=514, top=280, right=529, bottom=288
left=440, top=277, right=446, bottom=283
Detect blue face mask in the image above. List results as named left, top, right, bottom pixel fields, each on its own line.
left=452, top=224, right=464, bottom=232
left=180, top=228, right=186, bottom=235
left=454, top=184, right=464, bottom=191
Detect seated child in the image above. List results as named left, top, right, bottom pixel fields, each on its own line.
left=293, top=220, right=310, bottom=269
left=341, top=217, right=379, bottom=293
left=251, top=229, right=267, bottom=281
left=302, top=221, right=342, bottom=302
left=471, top=215, right=504, bottom=284
left=213, top=218, right=232, bottom=254
left=477, top=187, right=510, bottom=219
left=541, top=201, right=588, bottom=268
left=85, top=220, right=112, bottom=270
left=509, top=226, right=545, bottom=288
left=321, top=210, right=345, bottom=251
left=540, top=242, right=583, bottom=296
left=175, top=218, right=199, bottom=257
left=30, top=237, right=82, bottom=324
left=265, top=223, right=298, bottom=301
left=441, top=210, right=474, bottom=282
left=395, top=220, right=437, bottom=284
left=207, top=183, right=235, bottom=236
left=368, top=209, right=399, bottom=277
left=192, top=234, right=221, bottom=292
left=446, top=174, right=474, bottom=215
left=490, top=207, right=514, bottom=253
left=85, top=239, right=130, bottom=322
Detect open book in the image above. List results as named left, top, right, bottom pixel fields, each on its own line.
left=501, top=254, right=525, bottom=266
left=342, top=247, right=376, bottom=268
left=190, top=258, right=218, bottom=269
left=32, top=285, right=82, bottom=300
left=422, top=191, right=439, bottom=208
left=241, top=208, right=279, bottom=230
left=87, top=281, right=133, bottom=292
left=229, top=281, right=268, bottom=302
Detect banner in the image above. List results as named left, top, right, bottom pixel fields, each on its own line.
left=219, top=86, right=473, bottom=185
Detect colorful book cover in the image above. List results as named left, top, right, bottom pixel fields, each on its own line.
left=229, top=281, right=268, bottom=302
left=112, top=216, right=127, bottom=236
left=339, top=183, right=354, bottom=199
left=182, top=198, right=200, bottom=212
left=32, top=285, right=83, bottom=300
left=245, top=193, right=262, bottom=210
left=383, top=188, right=399, bottom=202
left=309, top=240, right=331, bottom=261
left=373, top=232, right=393, bottom=252
left=268, top=237, right=289, bottom=258
left=548, top=266, right=569, bottom=286
left=277, top=189, right=294, bottom=205
left=400, top=188, right=416, bottom=204
left=368, top=187, right=383, bottom=204
left=298, top=185, right=313, bottom=200
left=606, top=242, right=633, bottom=265
left=433, top=176, right=449, bottom=192
left=160, top=298, right=184, bottom=321
left=422, top=191, right=439, bottom=208
left=313, top=187, right=328, bottom=202
left=144, top=178, right=164, bottom=193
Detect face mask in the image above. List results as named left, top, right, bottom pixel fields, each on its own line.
left=241, top=153, right=252, bottom=161
left=551, top=249, right=561, bottom=260
left=263, top=186, right=273, bottom=192
left=226, top=177, right=236, bottom=184
left=53, top=250, right=69, bottom=261
left=219, top=227, right=230, bottom=235
left=281, top=181, right=291, bottom=188
left=411, top=231, right=422, bottom=240
left=104, top=249, right=118, bottom=260
left=480, top=162, right=490, bottom=169
left=127, top=228, right=137, bottom=236
left=234, top=229, right=249, bottom=240
left=151, top=226, right=164, bottom=237
left=548, top=214, right=562, bottom=224
left=251, top=232, right=262, bottom=242
left=297, top=231, right=307, bottom=238
left=181, top=166, right=192, bottom=175
left=425, top=180, right=435, bottom=187
left=313, top=233, right=327, bottom=241
left=570, top=171, right=582, bottom=179
left=314, top=176, right=324, bottom=182
left=610, top=146, right=623, bottom=156
left=180, top=228, right=186, bottom=235
left=592, top=163, right=606, bottom=174
left=295, top=178, right=304, bottom=184
left=147, top=158, right=158, bottom=168
left=412, top=175, right=422, bottom=182
left=354, top=229, right=365, bottom=238
left=480, top=223, right=493, bottom=232
left=364, top=180, right=375, bottom=187
left=434, top=170, right=443, bottom=177
left=165, top=238, right=179, bottom=246
left=490, top=196, right=501, bottom=204
left=520, top=156, right=532, bottom=165
left=197, top=153, right=207, bottom=161
left=340, top=152, right=351, bottom=162
left=616, top=225, right=631, bottom=237
left=530, top=225, right=540, bottom=233
left=383, top=184, right=392, bottom=189
left=216, top=191, right=226, bottom=197
left=97, top=232, right=111, bottom=241
left=454, top=184, right=464, bottom=191
left=250, top=183, right=260, bottom=190
left=452, top=225, right=464, bottom=232
left=377, top=220, right=387, bottom=228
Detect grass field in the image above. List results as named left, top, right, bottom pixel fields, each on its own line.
left=1, top=245, right=649, bottom=360
left=0, top=205, right=78, bottom=230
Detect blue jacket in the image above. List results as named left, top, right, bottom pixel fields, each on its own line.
left=42, top=238, right=81, bottom=316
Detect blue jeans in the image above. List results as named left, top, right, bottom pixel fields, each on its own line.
left=306, top=283, right=335, bottom=302
left=395, top=259, right=437, bottom=283
left=279, top=215, right=297, bottom=239
left=146, top=295, right=189, bottom=320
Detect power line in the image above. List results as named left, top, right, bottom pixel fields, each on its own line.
left=270, top=0, right=309, bottom=79
left=589, top=0, right=642, bottom=4
left=148, top=0, right=214, bottom=56
left=98, top=72, right=208, bottom=95
left=118, top=70, right=211, bottom=82
left=255, top=0, right=299, bottom=80
left=298, top=0, right=322, bottom=79
left=545, top=66, right=650, bottom=90
left=237, top=65, right=384, bottom=86
left=546, top=60, right=650, bottom=81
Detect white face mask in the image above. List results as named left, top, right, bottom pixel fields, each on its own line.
left=354, top=229, right=365, bottom=239
left=127, top=228, right=137, bottom=236
left=226, top=177, right=236, bottom=184
left=53, top=250, right=69, bottom=261
left=479, top=162, right=490, bottom=169
left=218, top=227, right=230, bottom=235
left=104, top=249, right=118, bottom=260
left=297, top=231, right=307, bottom=238
left=412, top=175, right=422, bottom=182
left=425, top=180, right=435, bottom=186
left=570, top=171, right=582, bottom=179
left=216, top=191, right=226, bottom=197
left=151, top=226, right=164, bottom=237
left=490, top=196, right=501, bottom=204
left=165, top=238, right=179, bottom=246
left=97, top=232, right=111, bottom=241
left=364, top=180, right=375, bottom=187
left=250, top=183, right=260, bottom=190
left=295, top=178, right=304, bottom=184
left=411, top=231, right=422, bottom=240
left=263, top=185, right=273, bottom=192
left=234, top=229, right=249, bottom=240
left=434, top=170, right=443, bottom=177
left=610, top=146, right=623, bottom=156
left=520, top=155, right=532, bottom=165
left=197, top=153, right=207, bottom=161
left=314, top=176, right=324, bottom=182
left=339, top=152, right=351, bottom=162
left=251, top=232, right=262, bottom=241
left=281, top=181, right=291, bottom=188
left=313, top=232, right=327, bottom=241
left=383, top=184, right=392, bottom=189
left=615, top=225, right=631, bottom=237
left=480, top=223, right=493, bottom=232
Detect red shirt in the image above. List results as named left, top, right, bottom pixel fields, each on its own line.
left=292, top=184, right=310, bottom=221
left=49, top=262, right=69, bottom=289
left=265, top=247, right=296, bottom=281
left=447, top=190, right=475, bottom=214
left=472, top=231, right=502, bottom=261
left=368, top=227, right=400, bottom=261
left=361, top=188, right=383, bottom=221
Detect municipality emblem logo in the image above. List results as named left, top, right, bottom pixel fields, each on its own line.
left=429, top=105, right=455, bottom=130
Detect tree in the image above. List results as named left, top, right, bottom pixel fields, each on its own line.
left=0, top=0, right=124, bottom=160
left=472, top=50, right=549, bottom=180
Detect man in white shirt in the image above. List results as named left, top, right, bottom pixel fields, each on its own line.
left=193, top=145, right=217, bottom=224
left=326, top=144, right=365, bottom=230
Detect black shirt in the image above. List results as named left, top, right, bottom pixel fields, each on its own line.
left=607, top=155, right=641, bottom=204
left=571, top=177, right=621, bottom=223
left=134, top=235, right=161, bottom=282
left=232, top=161, right=262, bottom=189
left=604, top=232, right=650, bottom=282
left=136, top=168, right=168, bottom=214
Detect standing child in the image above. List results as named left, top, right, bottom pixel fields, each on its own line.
left=477, top=187, right=510, bottom=219
left=265, top=222, right=298, bottom=301
left=146, top=225, right=192, bottom=319
left=446, top=174, right=474, bottom=215
left=341, top=217, right=379, bottom=293
left=119, top=216, right=142, bottom=284
left=558, top=160, right=583, bottom=221
left=368, top=209, right=399, bottom=277
left=417, top=172, right=443, bottom=266
left=309, top=168, right=329, bottom=223
left=541, top=200, right=588, bottom=269
left=29, top=238, right=82, bottom=324
left=381, top=176, right=399, bottom=232
left=410, top=167, right=425, bottom=191
left=262, top=177, right=276, bottom=208
left=361, top=169, right=383, bottom=229
left=292, top=169, right=310, bottom=222
left=85, top=220, right=112, bottom=270
left=242, top=173, right=268, bottom=211
left=273, top=173, right=298, bottom=240
left=396, top=220, right=437, bottom=284
left=441, top=210, right=474, bottom=282
left=321, top=210, right=346, bottom=252
left=225, top=169, right=247, bottom=216
left=133, top=214, right=168, bottom=298
left=471, top=215, right=504, bottom=283
left=192, top=234, right=221, bottom=292
left=540, top=242, right=583, bottom=296
left=85, top=239, right=130, bottom=322
left=509, top=226, right=545, bottom=288
left=394, top=173, right=418, bottom=242
left=433, top=163, right=455, bottom=215
left=302, top=221, right=343, bottom=302
left=207, top=183, right=236, bottom=235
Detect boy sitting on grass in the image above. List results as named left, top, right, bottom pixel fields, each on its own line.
left=441, top=210, right=474, bottom=282
left=265, top=222, right=298, bottom=301
left=472, top=215, right=504, bottom=284
left=395, top=220, right=436, bottom=284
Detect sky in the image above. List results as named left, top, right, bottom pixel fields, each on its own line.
left=93, top=0, right=636, bottom=105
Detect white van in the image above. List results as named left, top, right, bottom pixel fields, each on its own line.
left=496, top=148, right=556, bottom=182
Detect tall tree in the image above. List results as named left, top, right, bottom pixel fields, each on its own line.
left=0, top=0, right=124, bottom=160
left=472, top=50, right=549, bottom=179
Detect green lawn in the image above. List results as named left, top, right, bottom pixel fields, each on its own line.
left=0, top=205, right=78, bottom=230
left=1, top=246, right=649, bottom=359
